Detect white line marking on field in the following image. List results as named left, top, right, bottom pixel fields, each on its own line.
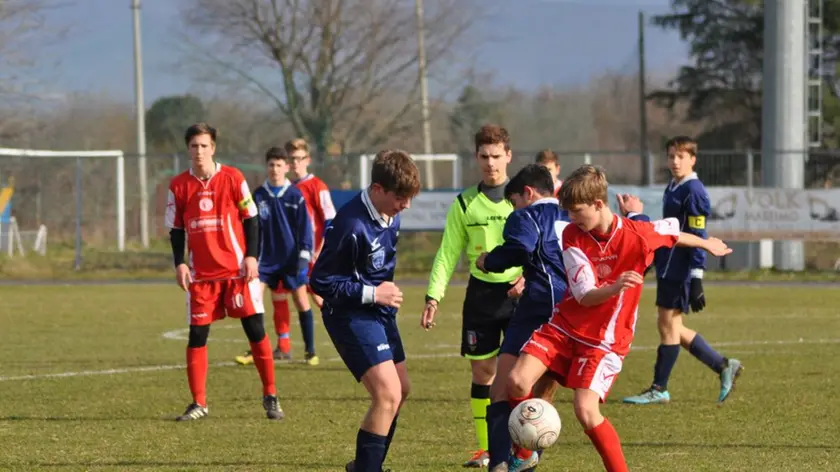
left=1, top=338, right=838, bottom=383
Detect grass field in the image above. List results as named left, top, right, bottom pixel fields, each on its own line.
left=1, top=282, right=839, bottom=472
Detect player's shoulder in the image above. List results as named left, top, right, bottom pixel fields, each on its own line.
left=455, top=185, right=480, bottom=211
left=685, top=175, right=708, bottom=193
left=169, top=170, right=193, bottom=188
left=285, top=184, right=305, bottom=199
left=217, top=164, right=245, bottom=179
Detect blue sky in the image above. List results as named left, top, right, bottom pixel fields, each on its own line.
left=34, top=0, right=688, bottom=106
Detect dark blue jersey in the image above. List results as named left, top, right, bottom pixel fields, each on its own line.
left=311, top=189, right=400, bottom=318
left=654, top=173, right=710, bottom=280
left=254, top=181, right=314, bottom=275
left=482, top=198, right=569, bottom=320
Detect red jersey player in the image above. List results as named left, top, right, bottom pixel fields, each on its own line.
left=165, top=123, right=283, bottom=421
left=499, top=165, right=732, bottom=472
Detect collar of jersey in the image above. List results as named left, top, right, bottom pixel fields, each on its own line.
left=530, top=197, right=559, bottom=207
left=293, top=173, right=313, bottom=184
left=262, top=180, right=290, bottom=198
left=669, top=172, right=698, bottom=190
left=190, top=162, right=221, bottom=181
left=362, top=187, right=392, bottom=228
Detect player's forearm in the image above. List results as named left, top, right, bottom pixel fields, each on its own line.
left=311, top=276, right=368, bottom=306
left=484, top=246, right=528, bottom=273
left=579, top=285, right=619, bottom=307
left=169, top=229, right=186, bottom=267
left=426, top=250, right=459, bottom=301
left=242, top=216, right=259, bottom=259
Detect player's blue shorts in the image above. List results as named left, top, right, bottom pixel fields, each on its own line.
left=322, top=310, right=406, bottom=382
left=500, top=313, right=548, bottom=356
left=260, top=269, right=306, bottom=292
left=655, top=278, right=690, bottom=314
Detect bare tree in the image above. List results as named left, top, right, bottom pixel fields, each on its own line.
left=0, top=0, right=69, bottom=141
left=176, top=0, right=474, bottom=153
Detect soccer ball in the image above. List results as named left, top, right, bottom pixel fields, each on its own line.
left=508, top=398, right=562, bottom=450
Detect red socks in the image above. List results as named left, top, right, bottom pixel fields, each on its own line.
left=249, top=336, right=276, bottom=396
left=508, top=393, right=534, bottom=459
left=585, top=418, right=628, bottom=472
left=186, top=346, right=208, bottom=406
left=272, top=292, right=291, bottom=353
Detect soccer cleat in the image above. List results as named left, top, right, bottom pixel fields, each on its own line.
left=304, top=352, right=320, bottom=366
left=175, top=403, right=208, bottom=421
left=507, top=450, right=539, bottom=472
left=718, top=358, right=743, bottom=404
left=273, top=348, right=292, bottom=361
left=234, top=350, right=254, bottom=365
left=622, top=386, right=671, bottom=405
left=463, top=450, right=490, bottom=468
left=263, top=394, right=285, bottom=420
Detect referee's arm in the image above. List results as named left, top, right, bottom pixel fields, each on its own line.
left=425, top=198, right=468, bottom=303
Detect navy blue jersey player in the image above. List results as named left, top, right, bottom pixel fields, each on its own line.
left=235, top=146, right=318, bottom=367
left=623, top=136, right=743, bottom=406
left=310, top=149, right=421, bottom=472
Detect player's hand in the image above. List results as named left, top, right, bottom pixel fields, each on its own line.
left=705, top=237, right=733, bottom=257
left=616, top=193, right=644, bottom=216
left=375, top=281, right=403, bottom=309
left=175, top=263, right=192, bottom=291
left=611, top=271, right=644, bottom=294
left=421, top=298, right=438, bottom=330
left=476, top=252, right=489, bottom=273
left=689, top=278, right=706, bottom=312
left=242, top=256, right=258, bottom=282
left=507, top=276, right=525, bottom=299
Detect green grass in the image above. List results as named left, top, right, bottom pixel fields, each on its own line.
left=0, top=283, right=838, bottom=471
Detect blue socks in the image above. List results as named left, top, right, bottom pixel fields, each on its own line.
left=654, top=335, right=726, bottom=391
left=383, top=414, right=399, bottom=464
left=355, top=428, right=387, bottom=472
left=486, top=401, right=512, bottom=468
left=689, top=334, right=726, bottom=374
left=652, top=344, right=680, bottom=390
left=298, top=309, right=315, bottom=354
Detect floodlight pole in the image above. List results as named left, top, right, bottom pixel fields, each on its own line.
left=415, top=0, right=434, bottom=189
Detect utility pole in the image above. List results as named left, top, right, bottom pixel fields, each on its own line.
left=415, top=0, right=434, bottom=189
left=638, top=11, right=651, bottom=185
left=131, top=0, right=149, bottom=248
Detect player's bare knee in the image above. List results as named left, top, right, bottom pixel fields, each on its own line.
left=240, top=313, right=266, bottom=343
left=573, top=396, right=602, bottom=430
left=507, top=369, right=531, bottom=400
left=188, top=325, right=210, bottom=348
left=372, top=384, right=402, bottom=416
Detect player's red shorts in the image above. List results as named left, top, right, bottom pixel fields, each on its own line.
left=186, top=278, right=265, bottom=326
left=521, top=323, right=625, bottom=402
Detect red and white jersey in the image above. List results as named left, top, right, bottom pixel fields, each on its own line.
left=293, top=173, right=336, bottom=253
left=165, top=163, right=258, bottom=281
left=550, top=215, right=680, bottom=355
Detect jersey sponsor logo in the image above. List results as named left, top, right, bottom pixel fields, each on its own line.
left=199, top=197, right=214, bottom=212
left=370, top=237, right=381, bottom=251
left=191, top=312, right=208, bottom=319
left=687, top=215, right=706, bottom=229
left=376, top=343, right=390, bottom=352
left=258, top=200, right=271, bottom=219
left=368, top=248, right=385, bottom=271
left=595, top=263, right=612, bottom=278
left=189, top=216, right=223, bottom=233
